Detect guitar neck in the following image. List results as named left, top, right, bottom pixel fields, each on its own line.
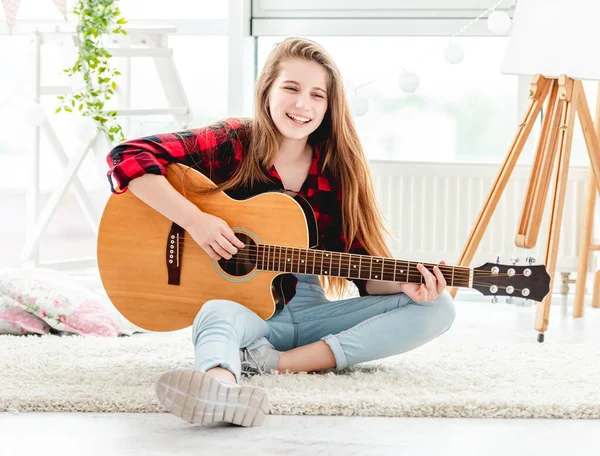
left=255, top=244, right=473, bottom=288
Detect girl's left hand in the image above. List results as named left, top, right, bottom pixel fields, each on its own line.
left=399, top=261, right=447, bottom=303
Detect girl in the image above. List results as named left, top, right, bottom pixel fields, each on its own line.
left=107, top=37, right=455, bottom=427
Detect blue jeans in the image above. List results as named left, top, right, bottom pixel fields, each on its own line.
left=192, top=274, right=456, bottom=382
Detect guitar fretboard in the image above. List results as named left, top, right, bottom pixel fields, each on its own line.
left=255, top=244, right=472, bottom=288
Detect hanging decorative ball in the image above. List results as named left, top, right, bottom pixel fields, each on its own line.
left=350, top=94, right=369, bottom=116
left=487, top=11, right=511, bottom=35
left=444, top=42, right=464, bottom=64
left=398, top=71, right=420, bottom=93
left=24, top=102, right=47, bottom=126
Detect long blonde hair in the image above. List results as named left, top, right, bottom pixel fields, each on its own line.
left=213, top=37, right=393, bottom=299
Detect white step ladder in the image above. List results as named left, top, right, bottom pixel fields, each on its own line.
left=21, top=25, right=194, bottom=270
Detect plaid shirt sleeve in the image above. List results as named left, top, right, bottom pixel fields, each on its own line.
left=106, top=118, right=251, bottom=194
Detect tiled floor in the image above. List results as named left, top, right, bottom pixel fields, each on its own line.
left=1, top=412, right=600, bottom=456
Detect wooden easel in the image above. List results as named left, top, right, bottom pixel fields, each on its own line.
left=448, top=74, right=600, bottom=342
left=573, top=167, right=600, bottom=317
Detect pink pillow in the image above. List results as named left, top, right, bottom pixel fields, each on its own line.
left=0, top=268, right=139, bottom=336
left=0, top=307, right=50, bottom=335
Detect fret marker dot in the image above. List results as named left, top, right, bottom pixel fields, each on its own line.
left=353, top=265, right=357, bottom=268
left=400, top=270, right=404, bottom=273
left=375, top=275, right=378, bottom=278
left=301, top=260, right=305, bottom=263
left=324, top=271, right=328, bottom=274
left=287, top=259, right=291, bottom=262
left=376, top=259, right=379, bottom=262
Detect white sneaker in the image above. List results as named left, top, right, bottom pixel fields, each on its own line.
left=155, top=369, right=270, bottom=427
left=240, top=337, right=281, bottom=376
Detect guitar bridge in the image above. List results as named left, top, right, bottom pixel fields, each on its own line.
left=167, top=223, right=185, bottom=285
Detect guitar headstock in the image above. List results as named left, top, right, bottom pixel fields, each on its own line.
left=472, top=261, right=551, bottom=302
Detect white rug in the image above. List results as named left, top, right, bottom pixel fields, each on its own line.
left=1, top=330, right=599, bottom=419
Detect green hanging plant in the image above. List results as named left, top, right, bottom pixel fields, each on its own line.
left=56, top=0, right=128, bottom=144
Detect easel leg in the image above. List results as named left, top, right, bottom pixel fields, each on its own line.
left=573, top=80, right=600, bottom=315
left=573, top=170, right=596, bottom=317
left=576, top=80, right=600, bottom=204
left=515, top=82, right=562, bottom=248
left=448, top=76, right=551, bottom=298
left=593, top=271, right=600, bottom=307
left=535, top=77, right=578, bottom=341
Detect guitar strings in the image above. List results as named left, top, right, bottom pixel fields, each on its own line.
left=230, top=252, right=487, bottom=277
left=173, top=247, right=523, bottom=279
left=178, top=248, right=476, bottom=277
left=169, top=241, right=536, bottom=295
left=234, top=260, right=525, bottom=283
left=175, top=251, right=527, bottom=287
left=209, top=250, right=521, bottom=278
left=170, top=241, right=528, bottom=277
left=168, top=245, right=534, bottom=292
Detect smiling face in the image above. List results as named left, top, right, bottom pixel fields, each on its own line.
left=267, top=58, right=329, bottom=142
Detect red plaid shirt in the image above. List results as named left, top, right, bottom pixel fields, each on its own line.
left=107, top=118, right=370, bottom=304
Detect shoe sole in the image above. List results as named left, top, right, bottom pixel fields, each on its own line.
left=155, top=369, right=270, bottom=427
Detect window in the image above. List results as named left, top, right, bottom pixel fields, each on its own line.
left=258, top=35, right=595, bottom=166
left=126, top=35, right=229, bottom=137
left=119, top=0, right=228, bottom=20
left=11, top=0, right=228, bottom=21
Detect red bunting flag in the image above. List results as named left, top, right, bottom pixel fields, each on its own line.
left=53, top=0, right=67, bottom=20
left=1, top=0, right=22, bottom=34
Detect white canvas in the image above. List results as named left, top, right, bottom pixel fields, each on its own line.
left=501, top=0, right=600, bottom=81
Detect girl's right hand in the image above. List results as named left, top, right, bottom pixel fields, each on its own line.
left=185, top=211, right=245, bottom=260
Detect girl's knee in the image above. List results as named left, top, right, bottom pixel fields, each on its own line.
left=199, top=299, right=246, bottom=317
left=192, top=299, right=246, bottom=337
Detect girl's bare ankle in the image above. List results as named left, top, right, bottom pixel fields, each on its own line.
left=206, top=366, right=237, bottom=384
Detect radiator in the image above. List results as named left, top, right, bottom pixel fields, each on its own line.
left=369, top=161, right=593, bottom=274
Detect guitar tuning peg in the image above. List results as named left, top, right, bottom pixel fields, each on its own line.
left=509, top=256, right=519, bottom=265
left=491, top=296, right=499, bottom=304
left=526, top=257, right=535, bottom=265
left=516, top=297, right=531, bottom=307
left=496, top=255, right=500, bottom=264
left=506, top=296, right=514, bottom=304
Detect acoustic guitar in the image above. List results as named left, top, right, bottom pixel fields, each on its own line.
left=97, top=163, right=551, bottom=332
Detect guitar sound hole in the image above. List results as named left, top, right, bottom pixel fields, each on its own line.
left=218, top=233, right=257, bottom=277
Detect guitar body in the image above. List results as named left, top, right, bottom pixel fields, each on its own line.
left=97, top=164, right=318, bottom=332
